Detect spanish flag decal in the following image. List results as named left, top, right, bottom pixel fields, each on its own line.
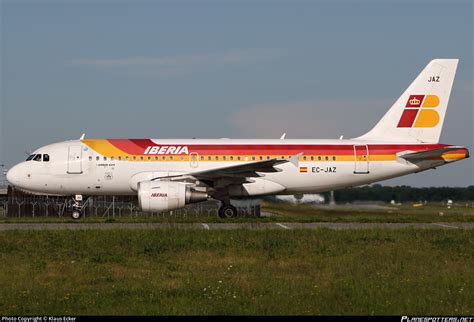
left=299, top=167, right=308, bottom=173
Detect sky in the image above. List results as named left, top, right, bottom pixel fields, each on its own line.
left=0, top=0, right=472, bottom=187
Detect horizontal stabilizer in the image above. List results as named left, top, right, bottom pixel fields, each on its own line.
left=399, top=146, right=466, bottom=160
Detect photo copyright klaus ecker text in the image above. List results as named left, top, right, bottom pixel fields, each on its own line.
left=2, top=317, right=76, bottom=322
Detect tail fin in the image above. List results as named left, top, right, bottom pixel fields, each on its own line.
left=356, top=59, right=458, bottom=143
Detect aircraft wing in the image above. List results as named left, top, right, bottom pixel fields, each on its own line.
left=151, top=154, right=301, bottom=187
left=399, top=146, right=467, bottom=160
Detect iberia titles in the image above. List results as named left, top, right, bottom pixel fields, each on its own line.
left=143, top=146, right=189, bottom=155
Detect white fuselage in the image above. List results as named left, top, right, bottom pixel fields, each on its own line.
left=6, top=138, right=466, bottom=198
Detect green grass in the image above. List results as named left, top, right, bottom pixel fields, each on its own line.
left=261, top=202, right=474, bottom=223
left=0, top=229, right=473, bottom=315
left=1, top=201, right=473, bottom=223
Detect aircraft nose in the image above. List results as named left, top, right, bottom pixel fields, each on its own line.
left=6, top=165, right=21, bottom=187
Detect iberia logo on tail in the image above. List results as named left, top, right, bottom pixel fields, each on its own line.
left=397, top=94, right=440, bottom=128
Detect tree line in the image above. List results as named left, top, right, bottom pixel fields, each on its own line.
left=321, top=185, right=474, bottom=203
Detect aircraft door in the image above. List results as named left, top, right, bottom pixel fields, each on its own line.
left=353, top=145, right=369, bottom=174
left=67, top=146, right=83, bottom=174
left=190, top=152, right=199, bottom=168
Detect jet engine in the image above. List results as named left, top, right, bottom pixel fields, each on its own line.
left=138, top=181, right=208, bottom=212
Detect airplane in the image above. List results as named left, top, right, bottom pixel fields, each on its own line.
left=6, top=59, right=469, bottom=219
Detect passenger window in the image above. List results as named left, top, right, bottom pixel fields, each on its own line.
left=266, top=156, right=270, bottom=160
left=223, top=156, right=227, bottom=161
left=43, top=154, right=50, bottom=162
left=103, top=156, right=107, bottom=161
left=325, top=156, right=329, bottom=161
left=303, top=156, right=307, bottom=161
left=170, top=156, right=174, bottom=160
left=125, top=156, right=129, bottom=160
left=252, top=156, right=256, bottom=161
left=311, top=156, right=314, bottom=161
left=155, top=156, right=158, bottom=161
left=230, top=156, right=234, bottom=161
left=237, top=156, right=241, bottom=161
left=180, top=156, right=184, bottom=161
left=317, top=156, right=321, bottom=161
left=118, top=156, right=122, bottom=161
left=162, top=156, right=166, bottom=160
left=332, top=156, right=336, bottom=161
left=208, top=156, right=211, bottom=161
left=96, top=156, right=100, bottom=161
left=132, top=156, right=136, bottom=160
left=111, top=156, right=114, bottom=161
left=33, top=154, right=42, bottom=162
left=140, top=156, right=144, bottom=161
left=88, top=156, right=92, bottom=161
left=259, top=156, right=263, bottom=161
left=147, top=156, right=151, bottom=161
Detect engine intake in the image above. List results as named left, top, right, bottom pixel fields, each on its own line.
left=138, top=181, right=208, bottom=212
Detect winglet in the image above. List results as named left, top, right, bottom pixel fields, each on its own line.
left=289, top=152, right=303, bottom=167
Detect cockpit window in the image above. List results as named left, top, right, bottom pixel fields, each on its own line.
left=26, top=153, right=49, bottom=161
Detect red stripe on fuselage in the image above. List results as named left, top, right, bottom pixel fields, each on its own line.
left=107, top=139, right=155, bottom=154
left=130, top=139, right=155, bottom=149
left=101, top=141, right=448, bottom=155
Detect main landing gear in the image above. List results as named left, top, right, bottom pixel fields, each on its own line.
left=71, top=194, right=84, bottom=220
left=218, top=203, right=238, bottom=218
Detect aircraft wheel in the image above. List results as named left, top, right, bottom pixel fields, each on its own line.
left=218, top=205, right=238, bottom=218
left=71, top=210, right=82, bottom=220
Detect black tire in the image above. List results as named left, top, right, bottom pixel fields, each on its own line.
left=71, top=210, right=82, bottom=220
left=218, top=205, right=238, bottom=218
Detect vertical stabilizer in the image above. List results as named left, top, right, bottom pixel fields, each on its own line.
left=356, top=59, right=458, bottom=143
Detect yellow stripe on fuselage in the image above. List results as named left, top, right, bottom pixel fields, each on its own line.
left=82, top=139, right=133, bottom=158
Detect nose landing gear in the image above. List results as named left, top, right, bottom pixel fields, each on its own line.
left=72, top=209, right=82, bottom=220
left=71, top=194, right=85, bottom=220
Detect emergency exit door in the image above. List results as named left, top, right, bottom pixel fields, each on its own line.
left=353, top=145, right=369, bottom=174
left=67, top=146, right=83, bottom=174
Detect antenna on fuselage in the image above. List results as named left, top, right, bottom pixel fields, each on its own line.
left=280, top=133, right=286, bottom=140
left=79, top=133, right=85, bottom=140
left=339, top=135, right=344, bottom=140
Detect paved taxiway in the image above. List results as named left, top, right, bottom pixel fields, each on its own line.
left=0, top=222, right=473, bottom=231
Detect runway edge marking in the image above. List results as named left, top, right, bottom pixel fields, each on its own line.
left=275, top=223, right=291, bottom=230
left=432, top=223, right=460, bottom=229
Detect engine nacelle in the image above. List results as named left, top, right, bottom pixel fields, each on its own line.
left=138, top=181, right=208, bottom=212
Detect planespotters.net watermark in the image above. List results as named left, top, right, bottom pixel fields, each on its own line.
left=2, top=317, right=76, bottom=322
left=402, top=317, right=474, bottom=322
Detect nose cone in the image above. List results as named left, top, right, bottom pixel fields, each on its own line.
left=6, top=165, right=20, bottom=187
